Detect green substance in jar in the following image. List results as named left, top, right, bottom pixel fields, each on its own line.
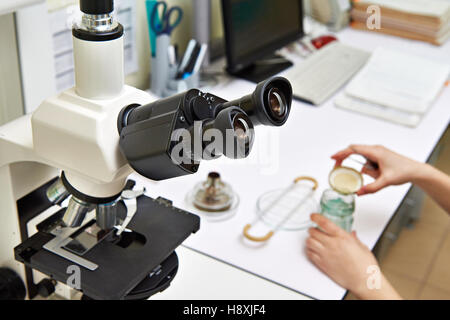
left=320, top=195, right=355, bottom=232
left=320, top=198, right=355, bottom=217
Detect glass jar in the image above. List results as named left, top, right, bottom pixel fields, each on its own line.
left=320, top=189, right=355, bottom=232
left=191, top=172, right=234, bottom=212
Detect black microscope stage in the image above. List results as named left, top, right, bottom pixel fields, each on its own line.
left=15, top=195, right=200, bottom=300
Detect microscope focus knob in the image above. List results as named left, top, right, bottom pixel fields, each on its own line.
left=0, top=268, right=26, bottom=300
left=80, top=0, right=114, bottom=15
left=37, top=279, right=56, bottom=298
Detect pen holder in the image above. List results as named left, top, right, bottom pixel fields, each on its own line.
left=151, top=35, right=202, bottom=97
left=151, top=34, right=171, bottom=96
left=163, top=72, right=200, bottom=97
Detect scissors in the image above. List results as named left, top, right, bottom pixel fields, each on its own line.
left=151, top=1, right=183, bottom=36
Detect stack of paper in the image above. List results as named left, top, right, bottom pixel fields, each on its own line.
left=351, top=0, right=450, bottom=45
left=335, top=47, right=450, bottom=127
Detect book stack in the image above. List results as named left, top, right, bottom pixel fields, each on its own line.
left=351, top=0, right=450, bottom=45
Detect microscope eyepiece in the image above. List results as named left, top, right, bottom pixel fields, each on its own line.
left=202, top=107, right=255, bottom=159
left=80, top=0, right=114, bottom=15
left=234, top=116, right=251, bottom=140
left=267, top=87, right=288, bottom=121
left=219, top=76, right=293, bottom=127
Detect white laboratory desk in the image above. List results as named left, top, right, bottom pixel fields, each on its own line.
left=141, top=27, right=450, bottom=300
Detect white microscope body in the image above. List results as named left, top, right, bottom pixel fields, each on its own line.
left=0, top=2, right=153, bottom=294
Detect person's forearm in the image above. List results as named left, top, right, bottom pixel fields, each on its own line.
left=412, top=163, right=450, bottom=215
left=352, top=274, right=402, bottom=300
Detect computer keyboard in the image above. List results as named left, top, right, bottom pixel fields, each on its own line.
left=284, top=42, right=371, bottom=105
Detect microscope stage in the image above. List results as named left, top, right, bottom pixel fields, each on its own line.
left=15, top=196, right=200, bottom=300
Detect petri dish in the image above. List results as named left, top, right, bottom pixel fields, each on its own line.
left=256, top=183, right=319, bottom=231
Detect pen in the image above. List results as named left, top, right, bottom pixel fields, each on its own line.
left=182, top=44, right=207, bottom=79
left=184, top=44, right=201, bottom=75
left=177, top=39, right=198, bottom=78
left=168, top=45, right=176, bottom=67
left=192, top=44, right=208, bottom=75
left=174, top=44, right=178, bottom=63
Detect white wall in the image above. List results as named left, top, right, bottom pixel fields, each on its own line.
left=0, top=13, right=24, bottom=125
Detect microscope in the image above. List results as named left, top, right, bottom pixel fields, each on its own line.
left=0, top=0, right=292, bottom=300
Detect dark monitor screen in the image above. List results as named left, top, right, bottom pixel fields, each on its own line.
left=222, top=0, right=303, bottom=73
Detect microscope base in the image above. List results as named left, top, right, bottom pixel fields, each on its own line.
left=14, top=195, right=200, bottom=300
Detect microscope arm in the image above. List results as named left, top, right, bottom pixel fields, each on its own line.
left=0, top=114, right=60, bottom=202
left=0, top=114, right=43, bottom=167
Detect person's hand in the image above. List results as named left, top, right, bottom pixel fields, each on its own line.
left=331, top=145, right=424, bottom=196
left=306, top=214, right=401, bottom=300
left=306, top=214, right=379, bottom=295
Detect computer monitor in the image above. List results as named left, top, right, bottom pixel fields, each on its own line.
left=221, top=0, right=303, bottom=82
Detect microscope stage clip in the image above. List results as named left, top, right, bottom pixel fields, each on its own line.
left=43, top=223, right=99, bottom=271
left=116, top=187, right=146, bottom=236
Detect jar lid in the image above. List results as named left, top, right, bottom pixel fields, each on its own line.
left=329, top=166, right=363, bottom=195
